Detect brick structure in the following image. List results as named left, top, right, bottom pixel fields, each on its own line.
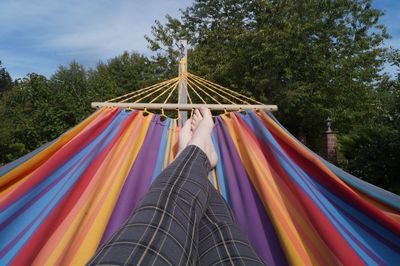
left=322, top=118, right=338, bottom=164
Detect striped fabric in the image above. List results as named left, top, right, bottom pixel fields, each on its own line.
left=0, top=108, right=399, bottom=265
left=88, top=145, right=264, bottom=265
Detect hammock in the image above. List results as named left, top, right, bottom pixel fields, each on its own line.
left=1, top=108, right=399, bottom=265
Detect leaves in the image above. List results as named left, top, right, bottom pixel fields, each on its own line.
left=0, top=52, right=161, bottom=164
left=0, top=61, right=13, bottom=93
left=0, top=0, right=399, bottom=193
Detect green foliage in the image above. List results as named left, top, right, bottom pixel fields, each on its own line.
left=340, top=125, right=400, bottom=194
left=0, top=1, right=399, bottom=193
left=0, top=52, right=159, bottom=164
left=146, top=0, right=388, bottom=148
left=0, top=73, right=53, bottom=162
left=339, top=53, right=400, bottom=194
left=0, top=61, right=13, bottom=93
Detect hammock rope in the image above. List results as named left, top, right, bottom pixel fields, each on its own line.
left=132, top=79, right=179, bottom=103
left=187, top=75, right=236, bottom=104
left=92, top=72, right=276, bottom=117
left=188, top=73, right=250, bottom=105
left=106, top=77, right=179, bottom=103
left=187, top=75, right=222, bottom=104
left=148, top=79, right=180, bottom=103
left=188, top=73, right=263, bottom=105
left=1, top=108, right=399, bottom=266
left=187, top=81, right=207, bottom=104
left=2, top=43, right=399, bottom=265
left=163, top=80, right=180, bottom=104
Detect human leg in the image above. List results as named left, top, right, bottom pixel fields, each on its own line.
left=197, top=188, right=265, bottom=265
left=87, top=115, right=215, bottom=266
left=88, top=108, right=264, bottom=265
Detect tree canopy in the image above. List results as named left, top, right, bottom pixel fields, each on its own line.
left=146, top=0, right=388, bottom=147
left=0, top=61, right=13, bottom=93
left=0, top=0, right=399, bottom=193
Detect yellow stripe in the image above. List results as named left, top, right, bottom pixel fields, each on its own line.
left=163, top=121, right=173, bottom=168
left=170, top=120, right=179, bottom=162
left=0, top=109, right=104, bottom=189
left=66, top=114, right=152, bottom=265
left=222, top=115, right=313, bottom=265
left=38, top=112, right=151, bottom=265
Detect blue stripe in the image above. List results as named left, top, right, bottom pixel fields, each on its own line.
left=152, top=118, right=171, bottom=182
left=0, top=110, right=130, bottom=263
left=264, top=111, right=400, bottom=210
left=211, top=131, right=230, bottom=202
left=0, top=140, right=55, bottom=176
left=242, top=112, right=383, bottom=265
left=314, top=179, right=400, bottom=262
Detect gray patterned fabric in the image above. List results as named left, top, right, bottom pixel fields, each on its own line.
left=88, top=145, right=265, bottom=266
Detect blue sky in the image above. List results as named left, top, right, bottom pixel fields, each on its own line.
left=0, top=0, right=190, bottom=78
left=0, top=0, right=399, bottom=79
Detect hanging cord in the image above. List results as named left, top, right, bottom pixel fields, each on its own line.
left=188, top=75, right=236, bottom=104
left=134, top=79, right=180, bottom=103
left=106, top=77, right=179, bottom=103
left=187, top=82, right=207, bottom=104
left=149, top=79, right=180, bottom=103
left=119, top=78, right=179, bottom=103
left=190, top=108, right=195, bottom=119
left=160, top=107, right=168, bottom=121
left=219, top=107, right=229, bottom=118
left=188, top=73, right=249, bottom=104
left=183, top=85, right=195, bottom=120
left=187, top=77, right=221, bottom=104
left=189, top=72, right=259, bottom=103
left=176, top=108, right=182, bottom=122
left=188, top=73, right=264, bottom=105
left=187, top=84, right=194, bottom=105
left=142, top=107, right=149, bottom=116
left=163, top=79, right=180, bottom=104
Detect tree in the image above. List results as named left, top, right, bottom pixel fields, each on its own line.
left=0, top=60, right=13, bottom=93
left=0, top=52, right=164, bottom=165
left=87, top=52, right=164, bottom=103
left=339, top=49, right=400, bottom=194
left=0, top=73, right=54, bottom=163
left=146, top=0, right=388, bottom=148
left=50, top=61, right=91, bottom=125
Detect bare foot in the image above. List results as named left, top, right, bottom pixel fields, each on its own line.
left=191, top=109, right=202, bottom=132
left=178, top=118, right=192, bottom=154
left=188, top=107, right=218, bottom=169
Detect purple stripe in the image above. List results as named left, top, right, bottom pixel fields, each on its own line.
left=245, top=112, right=395, bottom=262
left=100, top=114, right=165, bottom=244
left=214, top=116, right=288, bottom=266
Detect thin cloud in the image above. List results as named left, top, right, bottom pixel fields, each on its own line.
left=0, top=0, right=190, bottom=78
left=0, top=0, right=398, bottom=79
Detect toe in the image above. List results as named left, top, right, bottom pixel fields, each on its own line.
left=194, top=109, right=202, bottom=119
left=191, top=118, right=199, bottom=128
left=199, top=107, right=212, bottom=119
left=183, top=118, right=192, bottom=130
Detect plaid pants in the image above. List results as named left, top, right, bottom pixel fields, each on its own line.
left=88, top=145, right=265, bottom=265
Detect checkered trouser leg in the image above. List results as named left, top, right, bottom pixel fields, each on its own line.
left=87, top=145, right=265, bottom=266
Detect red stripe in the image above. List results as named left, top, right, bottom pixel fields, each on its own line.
left=1, top=109, right=120, bottom=209
left=236, top=115, right=365, bottom=265
left=259, top=113, right=400, bottom=235
left=10, top=111, right=140, bottom=265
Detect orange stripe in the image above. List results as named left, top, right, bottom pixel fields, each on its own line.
left=64, top=114, right=151, bottom=265
left=0, top=109, right=105, bottom=190
left=222, top=114, right=313, bottom=265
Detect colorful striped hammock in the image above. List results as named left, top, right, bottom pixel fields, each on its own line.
left=1, top=108, right=399, bottom=265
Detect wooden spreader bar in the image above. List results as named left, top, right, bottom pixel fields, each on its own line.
left=91, top=102, right=278, bottom=111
